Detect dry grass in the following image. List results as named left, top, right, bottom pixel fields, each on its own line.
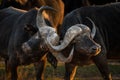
left=0, top=61, right=120, bottom=80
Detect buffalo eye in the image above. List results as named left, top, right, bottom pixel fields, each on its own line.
left=24, top=24, right=38, bottom=35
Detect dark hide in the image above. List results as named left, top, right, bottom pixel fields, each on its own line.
left=62, top=0, right=85, bottom=15
left=62, top=0, right=118, bottom=16
left=87, top=0, right=118, bottom=5
left=60, top=2, right=120, bottom=80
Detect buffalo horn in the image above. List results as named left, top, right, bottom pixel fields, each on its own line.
left=47, top=24, right=82, bottom=51
left=46, top=39, right=74, bottom=63
left=36, top=6, right=56, bottom=28
left=86, top=17, right=96, bottom=38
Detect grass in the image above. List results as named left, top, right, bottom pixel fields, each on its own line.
left=0, top=0, right=1, bottom=4
left=0, top=61, right=120, bottom=80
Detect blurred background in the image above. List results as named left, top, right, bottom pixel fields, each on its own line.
left=0, top=0, right=120, bottom=80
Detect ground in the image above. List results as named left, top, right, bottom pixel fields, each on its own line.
left=0, top=61, right=120, bottom=80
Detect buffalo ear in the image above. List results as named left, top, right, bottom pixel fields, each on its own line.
left=24, top=24, right=38, bottom=35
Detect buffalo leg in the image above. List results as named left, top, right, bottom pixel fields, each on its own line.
left=92, top=54, right=112, bottom=80
left=5, top=60, right=11, bottom=80
left=64, top=63, right=78, bottom=80
left=34, top=57, right=47, bottom=80
left=5, top=57, right=18, bottom=80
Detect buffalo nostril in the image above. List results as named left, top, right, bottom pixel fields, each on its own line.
left=90, top=45, right=101, bottom=56
left=92, top=46, right=97, bottom=50
left=91, top=46, right=98, bottom=51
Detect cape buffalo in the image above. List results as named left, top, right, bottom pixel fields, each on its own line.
left=46, top=2, right=120, bottom=80
left=0, top=6, right=67, bottom=80
left=0, top=0, right=65, bottom=80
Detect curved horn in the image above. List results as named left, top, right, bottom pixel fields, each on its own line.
left=36, top=6, right=56, bottom=28
left=47, top=24, right=82, bottom=51
left=86, top=17, right=96, bottom=38
left=56, top=46, right=74, bottom=63
left=56, top=47, right=74, bottom=63
left=47, top=41, right=74, bottom=63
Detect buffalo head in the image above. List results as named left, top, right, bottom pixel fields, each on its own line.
left=46, top=18, right=101, bottom=62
